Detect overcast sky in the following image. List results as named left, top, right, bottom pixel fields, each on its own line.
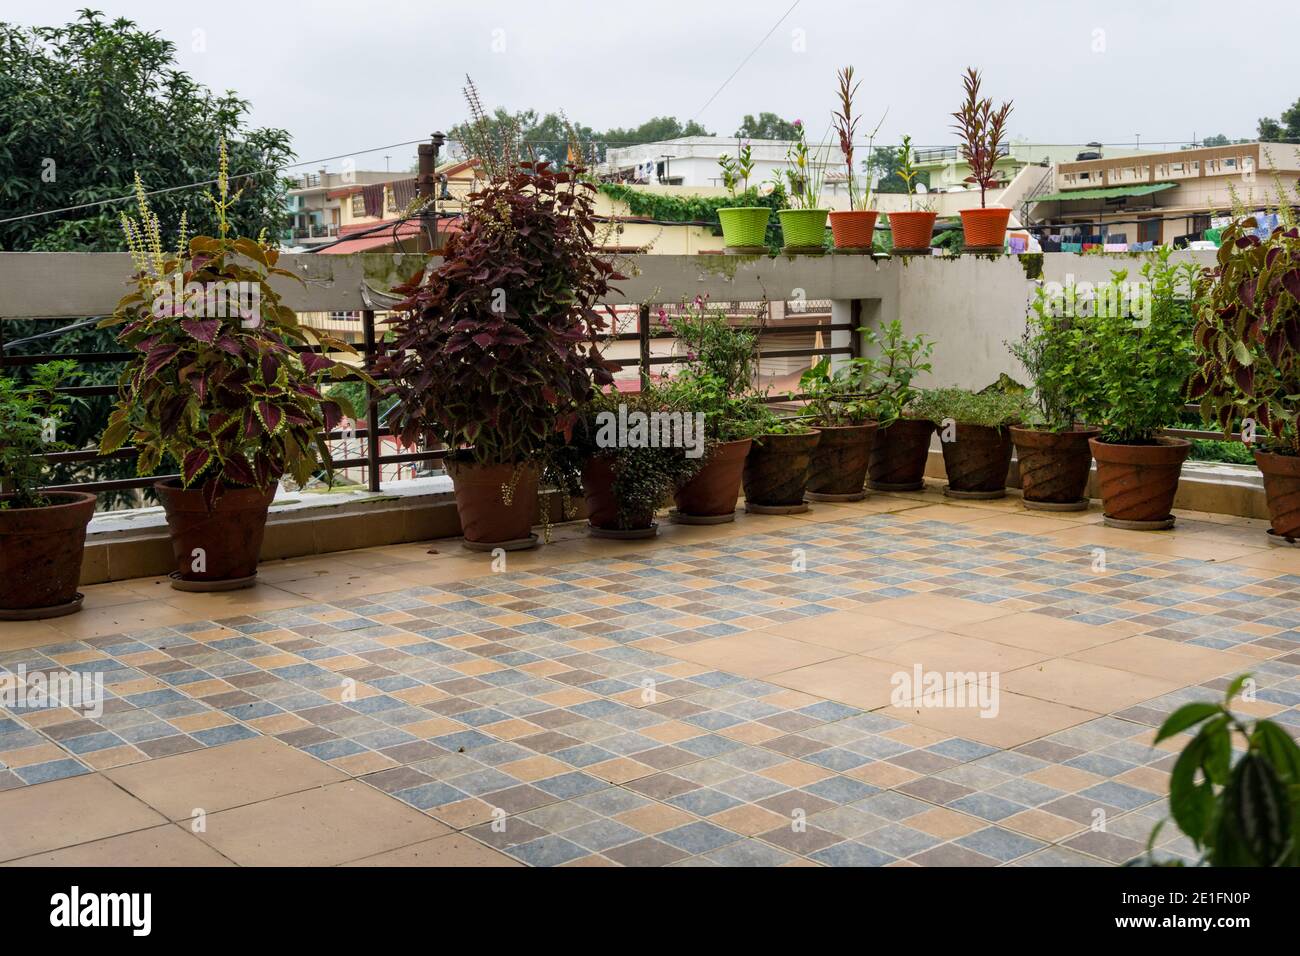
left=9, top=0, right=1297, bottom=172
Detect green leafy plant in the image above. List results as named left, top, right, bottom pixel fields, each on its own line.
left=1140, top=675, right=1300, bottom=867
left=779, top=119, right=827, bottom=210
left=950, top=67, right=1013, bottom=209
left=1070, top=250, right=1200, bottom=443
left=0, top=361, right=82, bottom=509
left=598, top=182, right=787, bottom=252
left=894, top=135, right=934, bottom=213
left=663, top=300, right=768, bottom=442
left=572, top=386, right=705, bottom=529
left=1189, top=216, right=1300, bottom=455
left=910, top=386, right=1031, bottom=429
left=99, top=147, right=368, bottom=506
left=1009, top=288, right=1092, bottom=431
left=717, top=143, right=756, bottom=197
left=799, top=321, right=934, bottom=425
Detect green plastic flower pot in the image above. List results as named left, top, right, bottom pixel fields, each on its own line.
left=777, top=209, right=830, bottom=251
left=717, top=206, right=771, bottom=249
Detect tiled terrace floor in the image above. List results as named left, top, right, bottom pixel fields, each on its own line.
left=2, top=485, right=1298, bottom=867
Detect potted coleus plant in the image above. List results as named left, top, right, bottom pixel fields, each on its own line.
left=864, top=321, right=937, bottom=491
left=777, top=119, right=830, bottom=253
left=383, top=158, right=619, bottom=550
left=911, top=387, right=1032, bottom=498
left=1191, top=216, right=1300, bottom=542
left=951, top=68, right=1014, bottom=251
left=574, top=385, right=705, bottom=538
left=887, top=135, right=939, bottom=254
left=742, top=408, right=821, bottom=514
left=0, top=361, right=95, bottom=620
left=1007, top=285, right=1101, bottom=510
left=101, top=163, right=368, bottom=589
left=827, top=67, right=885, bottom=252
left=716, top=143, right=771, bottom=253
left=1073, top=251, right=1199, bottom=528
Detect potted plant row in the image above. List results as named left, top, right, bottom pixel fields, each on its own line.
left=911, top=387, right=1033, bottom=498
left=1191, top=215, right=1300, bottom=544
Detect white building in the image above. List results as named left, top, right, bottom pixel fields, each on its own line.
left=599, top=136, right=840, bottom=190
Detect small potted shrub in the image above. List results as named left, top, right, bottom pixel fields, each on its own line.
left=662, top=302, right=767, bottom=522
left=574, top=386, right=705, bottom=538
left=951, top=68, right=1014, bottom=251
left=1073, top=251, right=1199, bottom=529
left=863, top=321, right=936, bottom=490
left=886, top=135, right=938, bottom=254
left=911, top=387, right=1031, bottom=498
left=827, top=67, right=883, bottom=252
left=1007, top=286, right=1101, bottom=510
left=742, top=409, right=821, bottom=514
left=777, top=120, right=830, bottom=253
left=0, top=361, right=96, bottom=619
left=1191, top=216, right=1300, bottom=543
left=716, top=143, right=771, bottom=253
left=383, top=134, right=619, bottom=550
left=102, top=162, right=367, bottom=589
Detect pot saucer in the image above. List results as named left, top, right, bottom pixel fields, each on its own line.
left=169, top=572, right=258, bottom=592
left=943, top=486, right=1006, bottom=500
left=805, top=491, right=866, bottom=502
left=744, top=502, right=809, bottom=515
left=1024, top=497, right=1090, bottom=512
left=588, top=523, right=658, bottom=539
left=462, top=533, right=539, bottom=553
left=669, top=509, right=737, bottom=525
left=1102, top=515, right=1175, bottom=531
left=0, top=593, right=84, bottom=621
left=1266, top=529, right=1300, bottom=548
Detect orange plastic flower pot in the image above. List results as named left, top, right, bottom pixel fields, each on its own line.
left=887, top=211, right=937, bottom=251
left=959, top=207, right=1011, bottom=248
left=828, top=210, right=878, bottom=249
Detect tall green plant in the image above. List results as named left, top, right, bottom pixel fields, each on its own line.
left=780, top=120, right=827, bottom=210
left=0, top=361, right=82, bottom=509
left=1010, top=288, right=1091, bottom=430
left=950, top=68, right=1013, bottom=209
left=799, top=322, right=934, bottom=426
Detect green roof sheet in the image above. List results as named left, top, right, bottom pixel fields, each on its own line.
left=1032, top=182, right=1177, bottom=203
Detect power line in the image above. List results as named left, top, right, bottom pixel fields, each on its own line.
left=692, top=0, right=802, bottom=122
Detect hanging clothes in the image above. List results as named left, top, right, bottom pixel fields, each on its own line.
left=362, top=183, right=385, bottom=218
left=391, top=178, right=418, bottom=210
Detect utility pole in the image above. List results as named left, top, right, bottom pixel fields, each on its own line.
left=417, top=131, right=446, bottom=254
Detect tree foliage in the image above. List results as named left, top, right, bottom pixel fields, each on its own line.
left=1258, top=97, right=1300, bottom=143
left=734, top=112, right=799, bottom=140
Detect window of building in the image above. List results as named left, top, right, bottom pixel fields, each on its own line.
left=351, top=195, right=365, bottom=217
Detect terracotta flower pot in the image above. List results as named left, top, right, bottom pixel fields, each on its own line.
left=1088, top=437, right=1191, bottom=529
left=959, top=206, right=1012, bottom=249
left=155, top=480, right=276, bottom=588
left=445, top=458, right=539, bottom=549
left=1254, top=450, right=1300, bottom=541
left=0, top=492, right=96, bottom=619
left=777, top=209, right=830, bottom=251
left=717, top=207, right=771, bottom=250
left=828, top=210, right=878, bottom=250
left=806, top=423, right=878, bottom=501
left=743, top=430, right=821, bottom=511
left=582, top=456, right=656, bottom=535
left=938, top=423, right=1014, bottom=498
left=868, top=418, right=935, bottom=490
left=673, top=439, right=751, bottom=522
left=887, top=211, right=937, bottom=252
left=1010, top=426, right=1100, bottom=510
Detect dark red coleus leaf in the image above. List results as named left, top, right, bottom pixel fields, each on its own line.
left=299, top=351, right=334, bottom=375
left=182, top=448, right=211, bottom=485
left=321, top=401, right=343, bottom=433
left=222, top=453, right=255, bottom=486
left=180, top=318, right=221, bottom=343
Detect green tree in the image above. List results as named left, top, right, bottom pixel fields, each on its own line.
left=1258, top=97, right=1300, bottom=142
left=734, top=112, right=799, bottom=140
left=866, top=146, right=926, bottom=194
left=0, top=10, right=295, bottom=496
left=450, top=109, right=711, bottom=164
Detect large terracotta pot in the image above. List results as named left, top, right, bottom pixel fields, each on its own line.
left=445, top=458, right=539, bottom=549
left=582, top=456, right=656, bottom=535
left=959, top=206, right=1012, bottom=249
left=1010, top=426, right=1100, bottom=510
left=1255, top=450, right=1300, bottom=541
left=828, top=210, right=878, bottom=250
left=939, top=423, right=1014, bottom=498
left=869, top=418, right=935, bottom=490
left=0, top=491, right=96, bottom=619
left=806, top=423, right=877, bottom=501
left=1088, top=437, right=1191, bottom=529
left=673, top=439, right=751, bottom=522
left=743, top=430, right=821, bottom=511
left=155, top=480, right=276, bottom=587
left=887, top=211, right=937, bottom=252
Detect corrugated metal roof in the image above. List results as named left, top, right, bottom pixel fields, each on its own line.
left=1032, top=182, right=1177, bottom=202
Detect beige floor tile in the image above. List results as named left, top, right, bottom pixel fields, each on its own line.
left=950, top=611, right=1127, bottom=654
left=1002, top=808, right=1085, bottom=841
left=0, top=620, right=72, bottom=652
left=864, top=593, right=1016, bottom=629
left=104, top=736, right=346, bottom=820
left=343, top=833, right=520, bottom=867
left=1026, top=764, right=1105, bottom=792
left=0, top=774, right=166, bottom=862
left=1068, top=635, right=1257, bottom=684
left=614, top=803, right=696, bottom=834
left=194, top=781, right=450, bottom=866
left=967, top=512, right=1083, bottom=535
left=908, top=807, right=986, bottom=839
left=760, top=611, right=939, bottom=654
left=1, top=823, right=234, bottom=867
left=1001, top=658, right=1182, bottom=712
left=711, top=804, right=790, bottom=836
left=662, top=631, right=846, bottom=678
left=766, top=656, right=908, bottom=710
left=864, top=631, right=1050, bottom=674
left=879, top=689, right=1100, bottom=748
left=895, top=504, right=1003, bottom=525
